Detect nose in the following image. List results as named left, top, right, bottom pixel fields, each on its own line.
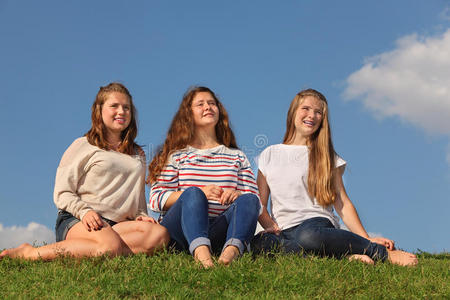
left=117, top=105, right=125, bottom=114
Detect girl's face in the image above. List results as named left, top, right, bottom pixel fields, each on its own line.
left=191, top=92, right=219, bottom=128
left=101, top=92, right=131, bottom=138
left=294, top=96, right=324, bottom=140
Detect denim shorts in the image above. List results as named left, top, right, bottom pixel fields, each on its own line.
left=55, top=210, right=117, bottom=242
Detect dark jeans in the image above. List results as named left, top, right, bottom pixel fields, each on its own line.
left=251, top=217, right=388, bottom=261
left=161, top=187, right=260, bottom=255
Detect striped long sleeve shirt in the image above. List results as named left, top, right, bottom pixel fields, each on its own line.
left=150, top=145, right=259, bottom=217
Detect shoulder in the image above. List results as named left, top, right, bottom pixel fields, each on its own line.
left=220, top=145, right=243, bottom=155
left=166, top=148, right=189, bottom=165
left=259, top=144, right=283, bottom=160
left=65, top=136, right=96, bottom=153
left=218, top=145, right=248, bottom=161
left=135, top=145, right=146, bottom=158
left=59, top=137, right=98, bottom=167
left=334, top=152, right=346, bottom=169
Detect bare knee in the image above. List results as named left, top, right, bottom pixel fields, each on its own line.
left=141, top=224, right=169, bottom=255
left=95, top=229, right=124, bottom=257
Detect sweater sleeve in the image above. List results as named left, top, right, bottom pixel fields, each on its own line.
left=53, top=138, right=94, bottom=220
left=149, top=152, right=179, bottom=213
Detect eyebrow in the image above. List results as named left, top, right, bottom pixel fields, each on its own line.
left=192, top=99, right=215, bottom=104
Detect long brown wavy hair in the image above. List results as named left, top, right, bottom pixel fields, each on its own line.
left=85, top=82, right=140, bottom=155
left=147, top=86, right=237, bottom=183
left=283, top=89, right=337, bottom=207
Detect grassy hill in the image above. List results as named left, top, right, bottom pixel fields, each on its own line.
left=1, top=251, right=448, bottom=299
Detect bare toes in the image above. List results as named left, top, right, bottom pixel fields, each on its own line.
left=349, top=254, right=374, bottom=265
left=218, top=246, right=240, bottom=266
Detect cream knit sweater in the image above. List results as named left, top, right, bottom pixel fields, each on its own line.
left=53, top=137, right=148, bottom=222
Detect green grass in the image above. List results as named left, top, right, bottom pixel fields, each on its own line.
left=1, top=251, right=448, bottom=299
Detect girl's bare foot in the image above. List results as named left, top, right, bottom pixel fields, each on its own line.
left=0, top=243, right=35, bottom=259
left=193, top=245, right=214, bottom=268
left=349, top=254, right=374, bottom=265
left=218, top=245, right=240, bottom=266
left=388, top=250, right=418, bottom=266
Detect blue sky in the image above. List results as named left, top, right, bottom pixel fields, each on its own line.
left=1, top=1, right=449, bottom=253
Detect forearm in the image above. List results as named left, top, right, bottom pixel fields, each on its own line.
left=54, top=191, right=92, bottom=220
left=258, top=208, right=277, bottom=229
left=338, top=202, right=369, bottom=238
left=162, top=191, right=183, bottom=210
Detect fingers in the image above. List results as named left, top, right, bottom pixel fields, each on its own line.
left=82, top=211, right=104, bottom=232
left=137, top=216, right=157, bottom=223
left=386, top=239, right=395, bottom=250
left=371, top=237, right=396, bottom=250
left=202, top=185, right=223, bottom=201
left=264, top=224, right=281, bottom=235
left=209, top=185, right=223, bottom=199
left=219, top=190, right=241, bottom=205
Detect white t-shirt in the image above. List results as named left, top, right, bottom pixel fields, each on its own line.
left=258, top=144, right=346, bottom=230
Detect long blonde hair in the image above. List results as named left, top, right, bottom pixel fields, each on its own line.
left=283, top=89, right=337, bottom=207
left=85, top=82, right=140, bottom=155
left=147, top=86, right=237, bottom=183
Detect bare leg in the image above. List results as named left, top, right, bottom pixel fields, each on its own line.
left=218, top=245, right=240, bottom=266
left=348, top=254, right=374, bottom=265
left=112, top=221, right=169, bottom=255
left=388, top=249, right=418, bottom=266
left=1, top=243, right=36, bottom=259
left=0, top=222, right=124, bottom=260
left=193, top=245, right=214, bottom=268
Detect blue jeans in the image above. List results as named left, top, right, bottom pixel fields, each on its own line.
left=251, top=217, right=388, bottom=261
left=161, top=187, right=260, bottom=255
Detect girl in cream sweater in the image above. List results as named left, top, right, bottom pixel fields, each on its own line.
left=1, top=82, right=168, bottom=260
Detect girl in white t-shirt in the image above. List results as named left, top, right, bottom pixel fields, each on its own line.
left=252, top=89, right=417, bottom=266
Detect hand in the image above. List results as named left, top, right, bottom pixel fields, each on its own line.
left=219, top=189, right=241, bottom=205
left=136, top=216, right=157, bottom=224
left=368, top=237, right=395, bottom=250
left=264, top=222, right=281, bottom=235
left=200, top=185, right=223, bottom=201
left=82, top=210, right=104, bottom=232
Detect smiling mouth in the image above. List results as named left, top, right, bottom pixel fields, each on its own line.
left=303, top=120, right=314, bottom=126
left=115, top=118, right=126, bottom=124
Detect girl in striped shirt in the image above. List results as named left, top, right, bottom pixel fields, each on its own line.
left=148, top=86, right=260, bottom=268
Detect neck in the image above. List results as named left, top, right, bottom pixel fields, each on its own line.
left=287, top=133, right=308, bottom=146
left=105, top=132, right=122, bottom=150
left=190, top=127, right=219, bottom=149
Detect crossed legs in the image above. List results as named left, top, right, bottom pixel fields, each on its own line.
left=0, top=220, right=169, bottom=260
left=251, top=217, right=417, bottom=266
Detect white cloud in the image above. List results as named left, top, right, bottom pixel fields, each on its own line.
left=343, top=29, right=450, bottom=136
left=0, top=222, right=55, bottom=249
